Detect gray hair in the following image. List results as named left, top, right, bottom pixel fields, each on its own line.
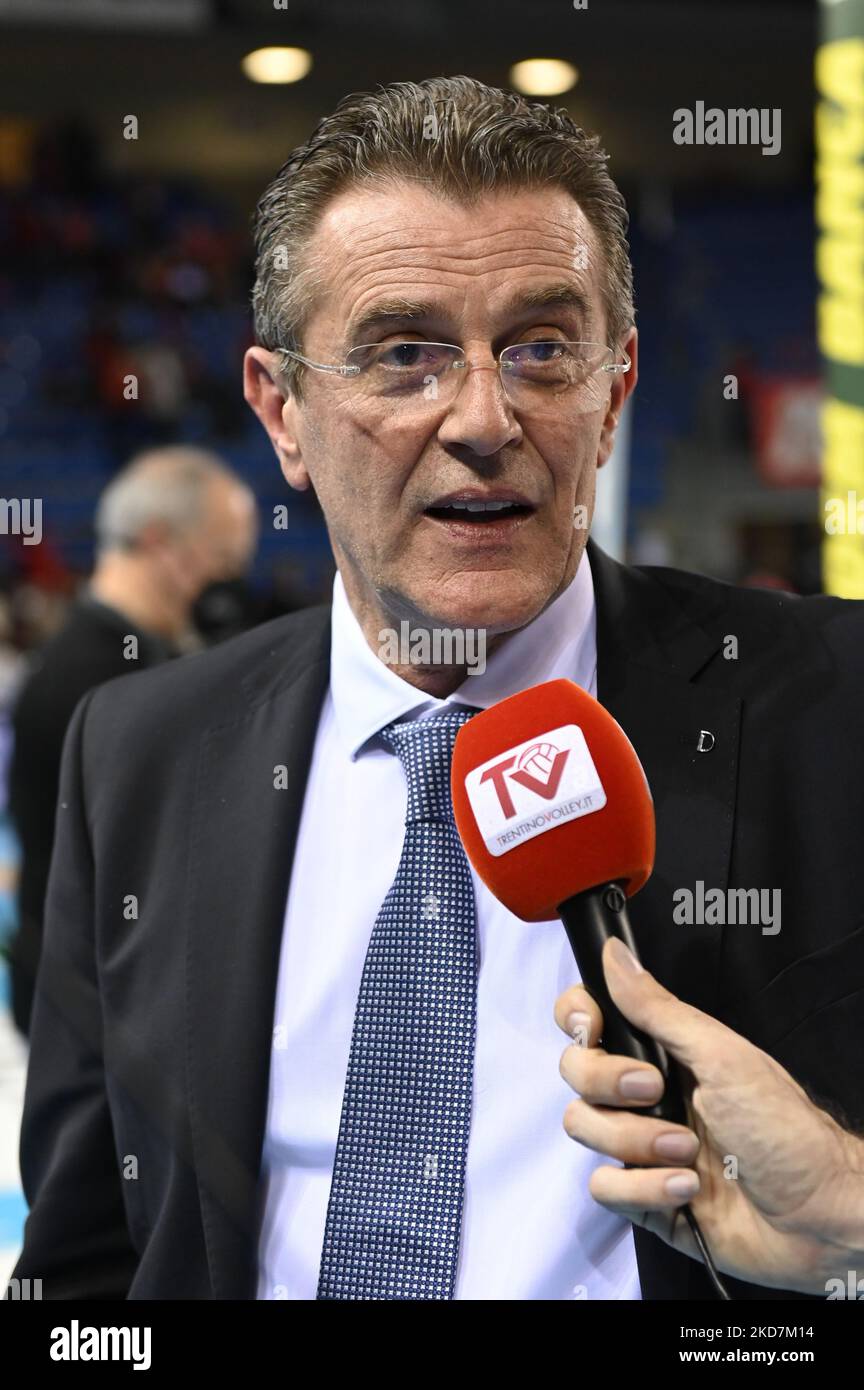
left=94, top=446, right=238, bottom=554
left=251, top=74, right=635, bottom=401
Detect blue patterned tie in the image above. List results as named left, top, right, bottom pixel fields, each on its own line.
left=316, top=708, right=479, bottom=1300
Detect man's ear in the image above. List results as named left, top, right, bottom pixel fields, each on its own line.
left=597, top=327, right=638, bottom=469
left=243, top=346, right=311, bottom=492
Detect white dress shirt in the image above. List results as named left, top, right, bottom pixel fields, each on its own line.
left=256, top=548, right=642, bottom=1300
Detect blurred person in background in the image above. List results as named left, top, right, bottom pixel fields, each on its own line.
left=5, top=445, right=258, bottom=1036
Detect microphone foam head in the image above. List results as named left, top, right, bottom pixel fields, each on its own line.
left=451, top=678, right=655, bottom=921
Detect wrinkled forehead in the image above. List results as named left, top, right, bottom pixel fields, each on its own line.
left=303, top=180, right=606, bottom=346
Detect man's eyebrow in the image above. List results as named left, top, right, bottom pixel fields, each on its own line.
left=345, top=298, right=436, bottom=345
left=501, top=283, right=592, bottom=322
left=344, top=283, right=592, bottom=345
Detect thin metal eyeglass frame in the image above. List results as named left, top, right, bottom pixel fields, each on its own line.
left=273, top=341, right=632, bottom=386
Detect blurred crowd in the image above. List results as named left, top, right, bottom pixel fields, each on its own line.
left=0, top=121, right=342, bottom=1028
left=1, top=118, right=252, bottom=451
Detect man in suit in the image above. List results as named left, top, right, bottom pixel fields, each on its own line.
left=6, top=445, right=257, bottom=1035
left=10, top=75, right=864, bottom=1301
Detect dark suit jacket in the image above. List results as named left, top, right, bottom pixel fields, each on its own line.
left=7, top=596, right=173, bottom=1035
left=10, top=538, right=864, bottom=1300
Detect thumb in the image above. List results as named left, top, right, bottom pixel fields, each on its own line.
left=601, top=936, right=745, bottom=1083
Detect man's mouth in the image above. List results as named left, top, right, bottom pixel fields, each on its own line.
left=423, top=491, right=535, bottom=531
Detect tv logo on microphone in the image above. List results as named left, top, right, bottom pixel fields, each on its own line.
left=464, top=724, right=607, bottom=857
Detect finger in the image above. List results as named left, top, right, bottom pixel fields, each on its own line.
left=601, top=937, right=761, bottom=1084
left=553, top=984, right=603, bottom=1049
left=560, top=1043, right=666, bottom=1107
left=563, top=1096, right=700, bottom=1167
left=589, top=1161, right=701, bottom=1213
left=587, top=1168, right=704, bottom=1260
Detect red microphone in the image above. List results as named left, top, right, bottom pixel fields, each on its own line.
left=451, top=678, right=733, bottom=1297
left=451, top=677, right=684, bottom=1126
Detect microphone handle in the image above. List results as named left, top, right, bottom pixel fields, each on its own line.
left=557, top=882, right=687, bottom=1126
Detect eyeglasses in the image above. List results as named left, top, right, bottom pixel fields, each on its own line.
left=275, top=340, right=631, bottom=416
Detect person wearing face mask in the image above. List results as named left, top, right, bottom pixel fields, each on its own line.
left=190, top=573, right=265, bottom=647
left=5, top=445, right=258, bottom=1036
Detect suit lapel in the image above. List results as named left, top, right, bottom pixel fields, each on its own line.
left=588, top=539, right=742, bottom=1014
left=185, top=610, right=330, bottom=1298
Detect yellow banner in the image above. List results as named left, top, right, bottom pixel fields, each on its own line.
left=815, top=24, right=864, bottom=595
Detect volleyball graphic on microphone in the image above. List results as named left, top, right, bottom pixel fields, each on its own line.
left=516, top=741, right=560, bottom=783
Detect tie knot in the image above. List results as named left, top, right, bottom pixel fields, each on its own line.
left=379, top=708, right=476, bottom=824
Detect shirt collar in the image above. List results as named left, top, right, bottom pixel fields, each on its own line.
left=329, top=548, right=597, bottom=760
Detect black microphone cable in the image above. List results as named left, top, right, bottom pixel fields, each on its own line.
left=683, top=1204, right=732, bottom=1300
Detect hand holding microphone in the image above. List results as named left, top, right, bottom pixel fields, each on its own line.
left=451, top=678, right=864, bottom=1298
left=556, top=937, right=864, bottom=1297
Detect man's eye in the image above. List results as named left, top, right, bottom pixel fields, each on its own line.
left=378, top=342, right=443, bottom=369
left=509, top=340, right=567, bottom=364
left=381, top=342, right=423, bottom=362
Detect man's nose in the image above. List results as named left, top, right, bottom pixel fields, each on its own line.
left=436, top=362, right=522, bottom=456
